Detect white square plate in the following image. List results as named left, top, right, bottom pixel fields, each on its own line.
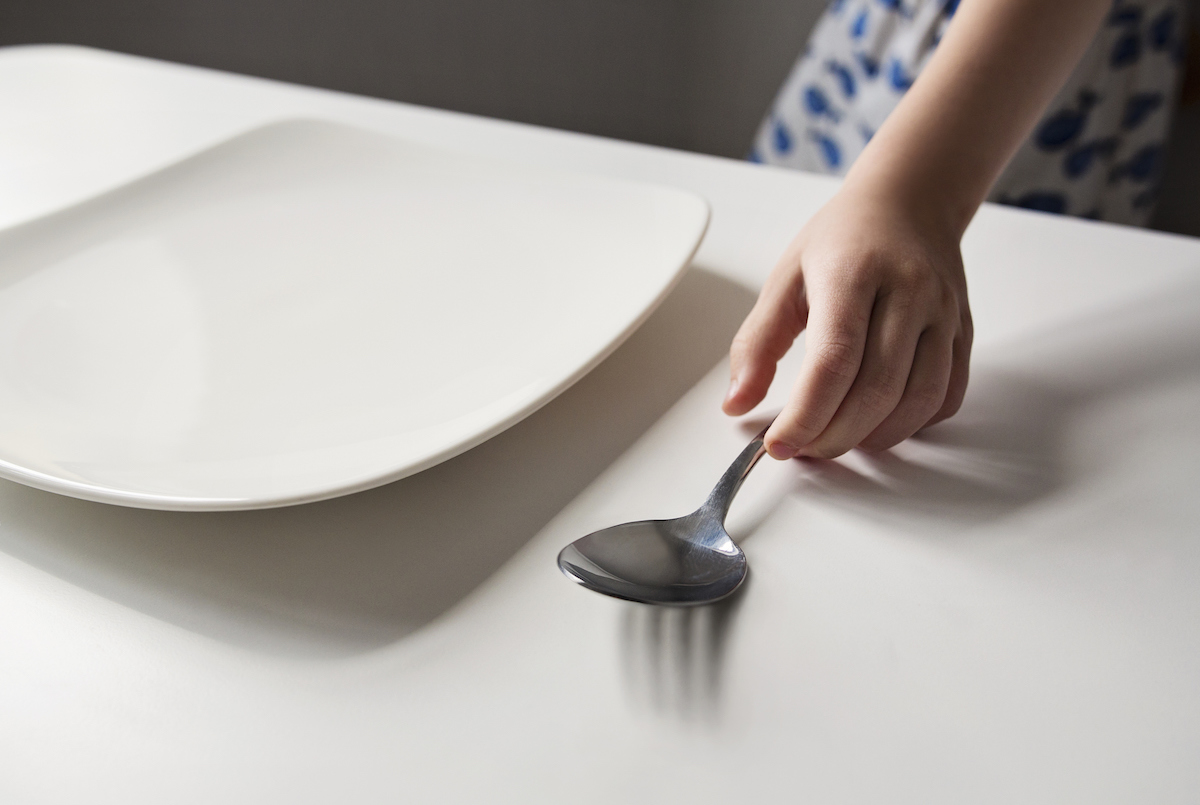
left=0, top=120, right=708, bottom=509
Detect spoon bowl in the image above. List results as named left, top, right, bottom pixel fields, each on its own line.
left=557, top=515, right=747, bottom=605
left=557, top=427, right=767, bottom=606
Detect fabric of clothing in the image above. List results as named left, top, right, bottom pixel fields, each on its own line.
left=752, top=0, right=1188, bottom=226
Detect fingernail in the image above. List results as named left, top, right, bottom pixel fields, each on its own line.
left=724, top=377, right=740, bottom=404
left=767, top=440, right=799, bottom=460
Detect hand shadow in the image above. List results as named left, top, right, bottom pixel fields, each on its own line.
left=612, top=276, right=1200, bottom=723
left=789, top=277, right=1200, bottom=529
left=0, top=265, right=757, bottom=659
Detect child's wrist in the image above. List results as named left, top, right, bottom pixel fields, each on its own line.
left=839, top=164, right=975, bottom=246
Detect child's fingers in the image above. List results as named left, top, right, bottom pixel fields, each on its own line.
left=925, top=325, right=972, bottom=426
left=797, top=294, right=925, bottom=458
left=764, top=281, right=873, bottom=459
left=723, top=272, right=808, bottom=416
left=859, top=326, right=954, bottom=452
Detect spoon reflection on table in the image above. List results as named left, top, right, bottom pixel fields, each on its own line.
left=557, top=427, right=768, bottom=606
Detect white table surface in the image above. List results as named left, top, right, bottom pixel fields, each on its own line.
left=2, top=45, right=1199, bottom=804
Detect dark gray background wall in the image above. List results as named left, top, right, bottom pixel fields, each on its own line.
left=0, top=0, right=826, bottom=158
left=1, top=0, right=1195, bottom=235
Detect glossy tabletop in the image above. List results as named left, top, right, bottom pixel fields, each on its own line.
left=2, top=46, right=1198, bottom=804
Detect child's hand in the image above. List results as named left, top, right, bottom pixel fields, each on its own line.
left=722, top=183, right=973, bottom=460
left=719, top=0, right=1115, bottom=460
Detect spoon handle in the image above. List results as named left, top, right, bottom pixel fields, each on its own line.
left=701, top=425, right=770, bottom=522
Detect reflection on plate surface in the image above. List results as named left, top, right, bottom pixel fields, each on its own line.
left=0, top=120, right=709, bottom=510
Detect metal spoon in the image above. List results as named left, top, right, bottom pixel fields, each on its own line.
left=557, top=427, right=768, bottom=606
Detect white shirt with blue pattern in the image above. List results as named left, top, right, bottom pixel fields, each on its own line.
left=753, top=0, right=1188, bottom=226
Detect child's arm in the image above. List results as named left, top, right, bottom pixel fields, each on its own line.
left=723, top=0, right=1111, bottom=460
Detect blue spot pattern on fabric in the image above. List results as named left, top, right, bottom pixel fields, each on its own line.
left=748, top=148, right=764, bottom=164
left=827, top=60, right=857, bottom=98
left=755, top=0, right=1182, bottom=222
left=851, top=9, right=869, bottom=39
left=1108, top=5, right=1143, bottom=26
left=1009, top=192, right=1068, bottom=215
left=1150, top=9, right=1177, bottom=50
left=855, top=53, right=881, bottom=77
left=1126, top=144, right=1163, bottom=181
left=809, top=131, right=842, bottom=169
left=1122, top=92, right=1164, bottom=129
left=773, top=120, right=793, bottom=154
left=804, top=86, right=843, bottom=121
left=1063, top=137, right=1117, bottom=178
left=888, top=58, right=914, bottom=91
left=876, top=0, right=914, bottom=17
left=1064, top=145, right=1097, bottom=178
left=1111, top=32, right=1142, bottom=67
left=1036, top=92, right=1098, bottom=151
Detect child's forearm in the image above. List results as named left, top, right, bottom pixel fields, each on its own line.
left=846, top=0, right=1111, bottom=240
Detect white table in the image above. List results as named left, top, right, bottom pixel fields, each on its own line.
left=2, top=45, right=1199, bottom=804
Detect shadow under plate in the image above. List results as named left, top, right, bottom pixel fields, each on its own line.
left=0, top=266, right=758, bottom=658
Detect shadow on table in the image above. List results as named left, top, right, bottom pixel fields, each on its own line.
left=618, top=578, right=749, bottom=724
left=785, top=278, right=1200, bottom=530
left=617, top=278, right=1200, bottom=720
left=0, top=265, right=758, bottom=658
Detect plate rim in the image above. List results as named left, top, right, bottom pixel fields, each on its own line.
left=0, top=118, right=711, bottom=510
